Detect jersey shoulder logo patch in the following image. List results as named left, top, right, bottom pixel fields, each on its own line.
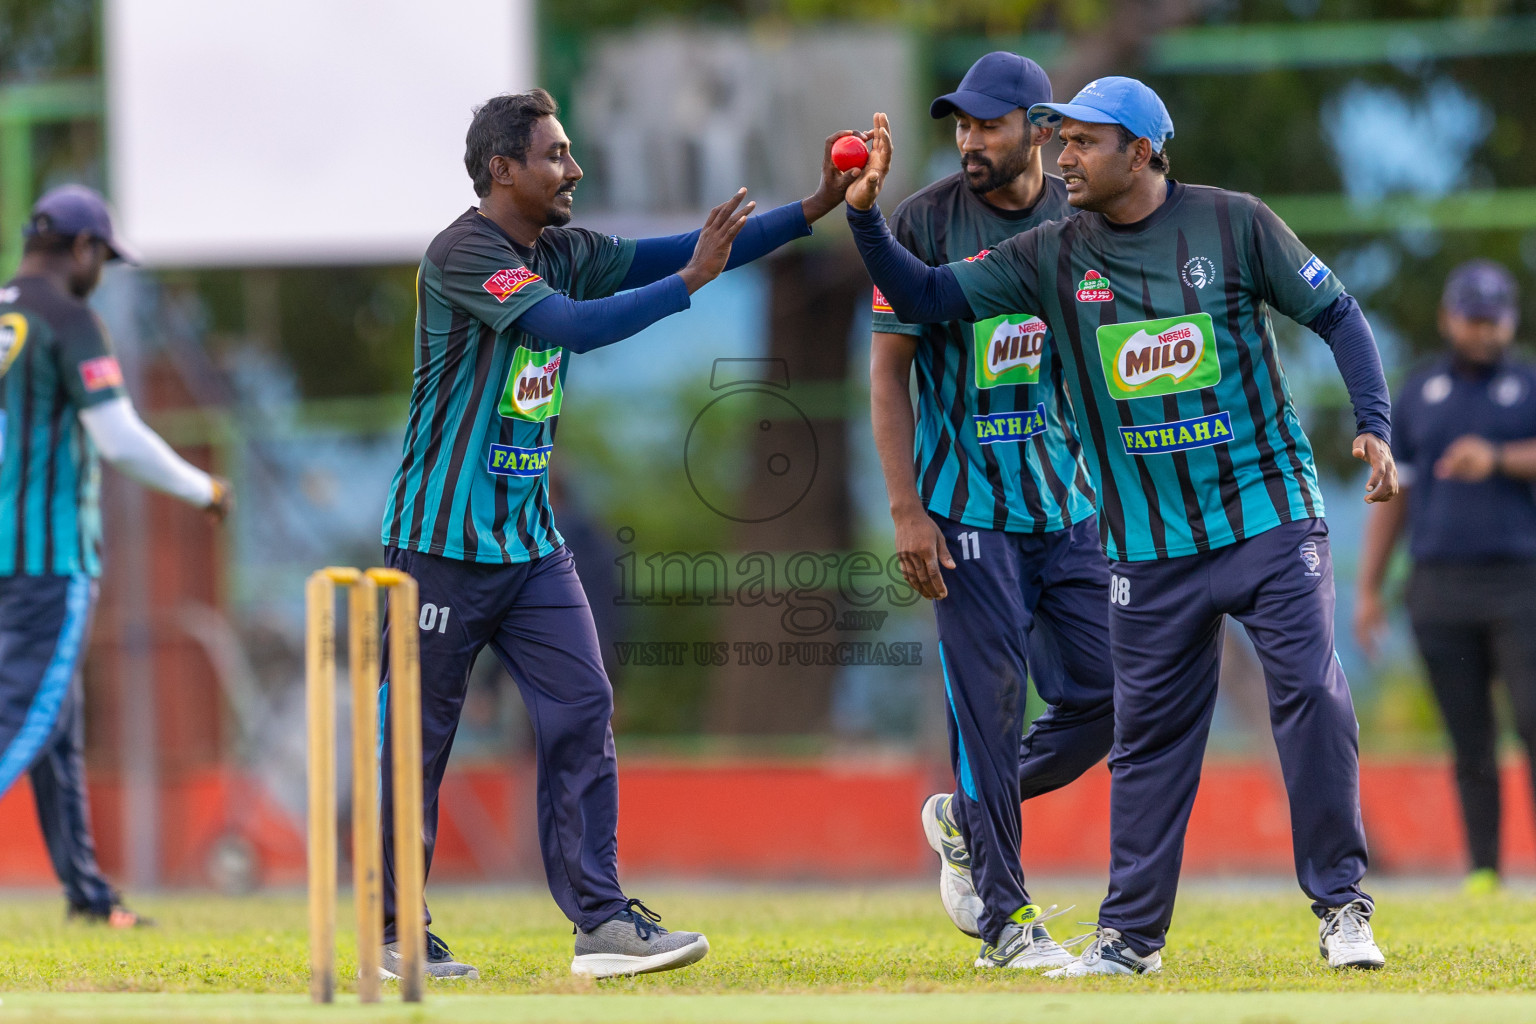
left=483, top=267, right=543, bottom=303
left=872, top=286, right=893, bottom=313
left=79, top=354, right=123, bottom=392
left=1298, top=255, right=1330, bottom=289
left=963, top=248, right=992, bottom=262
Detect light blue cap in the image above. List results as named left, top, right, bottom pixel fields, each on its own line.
left=1027, top=76, right=1174, bottom=153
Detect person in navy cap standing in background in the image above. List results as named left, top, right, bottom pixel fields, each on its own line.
left=1357, top=259, right=1536, bottom=896
left=0, top=185, right=233, bottom=926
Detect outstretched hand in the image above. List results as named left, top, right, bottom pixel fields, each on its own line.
left=845, top=113, right=892, bottom=212
left=678, top=189, right=756, bottom=293
left=801, top=129, right=873, bottom=223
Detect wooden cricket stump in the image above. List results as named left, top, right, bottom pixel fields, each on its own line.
left=305, top=567, right=425, bottom=1004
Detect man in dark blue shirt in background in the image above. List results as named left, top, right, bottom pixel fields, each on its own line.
left=1356, top=259, right=1536, bottom=896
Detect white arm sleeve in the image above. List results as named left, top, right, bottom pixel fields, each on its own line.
left=78, top=396, right=216, bottom=507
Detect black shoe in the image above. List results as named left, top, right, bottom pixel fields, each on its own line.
left=67, top=902, right=155, bottom=928
left=382, top=930, right=479, bottom=980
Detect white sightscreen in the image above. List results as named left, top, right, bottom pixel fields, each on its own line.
left=105, top=0, right=533, bottom=266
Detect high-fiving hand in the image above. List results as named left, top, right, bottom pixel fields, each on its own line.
left=845, top=113, right=893, bottom=212
left=678, top=189, right=756, bottom=293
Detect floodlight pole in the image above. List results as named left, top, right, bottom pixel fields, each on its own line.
left=0, top=79, right=102, bottom=279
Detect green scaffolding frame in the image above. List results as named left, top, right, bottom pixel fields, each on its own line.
left=0, top=78, right=102, bottom=278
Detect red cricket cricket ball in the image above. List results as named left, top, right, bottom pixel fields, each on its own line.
left=831, top=135, right=869, bottom=172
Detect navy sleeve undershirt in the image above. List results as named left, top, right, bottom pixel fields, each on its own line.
left=846, top=203, right=972, bottom=323
left=618, top=201, right=812, bottom=290
left=1307, top=292, right=1392, bottom=445
left=513, top=275, right=690, bottom=354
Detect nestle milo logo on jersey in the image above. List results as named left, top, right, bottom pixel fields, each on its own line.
left=1076, top=270, right=1113, bottom=302
left=1096, top=312, right=1220, bottom=400
left=499, top=346, right=564, bottom=421
left=972, top=313, right=1046, bottom=388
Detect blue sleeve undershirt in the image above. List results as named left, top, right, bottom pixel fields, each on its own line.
left=513, top=201, right=813, bottom=354
left=846, top=204, right=972, bottom=323
left=513, top=275, right=691, bottom=355
left=1306, top=292, right=1392, bottom=445
left=618, top=201, right=812, bottom=290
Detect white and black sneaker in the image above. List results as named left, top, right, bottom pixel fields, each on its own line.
left=381, top=930, right=479, bottom=980
left=1044, top=926, right=1161, bottom=977
left=920, top=793, right=984, bottom=937
left=1319, top=898, right=1385, bottom=970
left=974, top=905, right=1075, bottom=970
left=571, top=899, right=709, bottom=978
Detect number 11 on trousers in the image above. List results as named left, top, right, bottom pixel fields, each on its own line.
left=957, top=531, right=981, bottom=560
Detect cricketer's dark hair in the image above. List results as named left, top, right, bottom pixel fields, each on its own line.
left=1114, top=124, right=1169, bottom=175
left=464, top=89, right=561, bottom=197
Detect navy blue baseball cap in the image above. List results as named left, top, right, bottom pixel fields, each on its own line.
left=930, top=52, right=1053, bottom=121
left=24, top=184, right=139, bottom=264
left=1027, top=76, right=1175, bottom=153
left=1443, top=259, right=1518, bottom=320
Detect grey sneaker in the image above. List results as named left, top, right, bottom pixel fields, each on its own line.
left=381, top=930, right=479, bottom=980
left=571, top=899, right=709, bottom=978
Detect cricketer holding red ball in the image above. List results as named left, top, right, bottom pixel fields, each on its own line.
left=848, top=76, right=1396, bottom=975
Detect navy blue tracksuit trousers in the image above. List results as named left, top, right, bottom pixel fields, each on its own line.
left=0, top=573, right=117, bottom=913
left=933, top=515, right=1116, bottom=944
left=1100, top=518, right=1371, bottom=955
left=379, top=545, right=626, bottom=940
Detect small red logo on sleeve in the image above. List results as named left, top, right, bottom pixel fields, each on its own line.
left=963, top=248, right=992, bottom=262
left=872, top=286, right=893, bottom=313
left=79, top=355, right=123, bottom=392
left=482, top=267, right=543, bottom=303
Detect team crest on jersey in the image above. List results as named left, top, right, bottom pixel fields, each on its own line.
left=1119, top=411, right=1233, bottom=455
left=0, top=312, right=29, bottom=378
left=482, top=266, right=543, bottom=303
left=1181, top=256, right=1215, bottom=290
left=486, top=442, right=554, bottom=477
left=79, top=355, right=124, bottom=392
left=872, top=286, right=893, bottom=313
left=974, top=404, right=1047, bottom=445
left=499, top=346, right=564, bottom=421
left=1076, top=270, right=1113, bottom=302
left=964, top=249, right=992, bottom=262
left=1097, top=313, right=1221, bottom=400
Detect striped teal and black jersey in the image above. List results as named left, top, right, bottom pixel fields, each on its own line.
left=950, top=182, right=1341, bottom=562
left=382, top=209, right=636, bottom=564
left=872, top=173, right=1095, bottom=533
left=0, top=276, right=125, bottom=576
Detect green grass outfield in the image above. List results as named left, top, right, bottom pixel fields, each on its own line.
left=1, top=882, right=1533, bottom=1022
